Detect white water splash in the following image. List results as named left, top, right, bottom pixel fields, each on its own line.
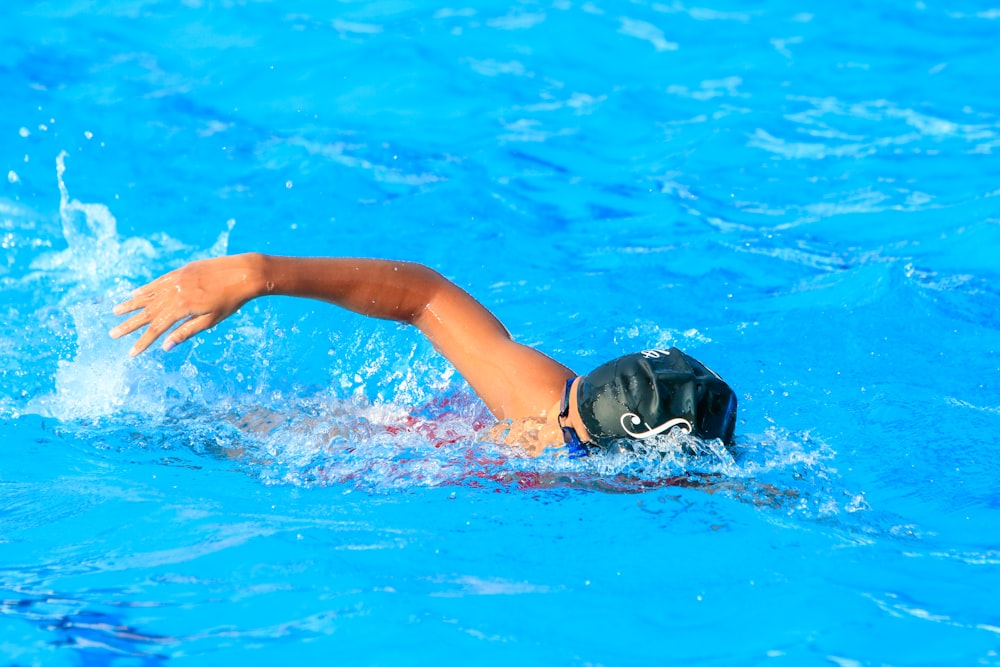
left=24, top=153, right=232, bottom=422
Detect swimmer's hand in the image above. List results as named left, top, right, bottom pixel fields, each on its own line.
left=109, top=253, right=265, bottom=356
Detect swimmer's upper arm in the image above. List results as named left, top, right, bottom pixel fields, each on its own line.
left=412, top=271, right=575, bottom=421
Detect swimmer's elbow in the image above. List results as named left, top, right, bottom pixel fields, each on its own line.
left=405, top=263, right=450, bottom=308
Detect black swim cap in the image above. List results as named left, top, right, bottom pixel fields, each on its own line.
left=576, top=348, right=737, bottom=448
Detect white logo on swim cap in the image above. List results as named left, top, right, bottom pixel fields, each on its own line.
left=620, top=413, right=692, bottom=439
left=640, top=349, right=672, bottom=359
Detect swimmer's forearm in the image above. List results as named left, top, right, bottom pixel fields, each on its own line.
left=255, top=254, right=457, bottom=324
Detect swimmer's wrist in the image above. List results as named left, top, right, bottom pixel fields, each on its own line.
left=240, top=252, right=271, bottom=298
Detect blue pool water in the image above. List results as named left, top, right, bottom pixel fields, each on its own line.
left=2, top=0, right=999, bottom=664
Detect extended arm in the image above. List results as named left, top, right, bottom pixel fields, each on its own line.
left=110, top=253, right=575, bottom=421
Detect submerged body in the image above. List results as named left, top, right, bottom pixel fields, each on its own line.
left=110, top=253, right=736, bottom=455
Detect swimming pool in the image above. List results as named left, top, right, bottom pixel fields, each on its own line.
left=2, top=0, right=999, bottom=664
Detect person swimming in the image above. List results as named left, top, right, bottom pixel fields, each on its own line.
left=108, top=253, right=737, bottom=456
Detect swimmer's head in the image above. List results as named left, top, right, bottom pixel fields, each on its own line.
left=573, top=348, right=737, bottom=450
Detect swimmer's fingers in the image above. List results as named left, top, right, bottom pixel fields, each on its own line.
left=112, top=299, right=138, bottom=316
left=110, top=308, right=213, bottom=356
left=109, top=309, right=154, bottom=340
left=112, top=294, right=152, bottom=316
left=109, top=285, right=175, bottom=341
left=112, top=271, right=182, bottom=315
left=126, top=309, right=190, bottom=357
left=160, top=314, right=216, bottom=352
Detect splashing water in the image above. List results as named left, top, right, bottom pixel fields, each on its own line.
left=23, top=153, right=233, bottom=422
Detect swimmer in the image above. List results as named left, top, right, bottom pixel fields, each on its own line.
left=109, top=254, right=737, bottom=456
